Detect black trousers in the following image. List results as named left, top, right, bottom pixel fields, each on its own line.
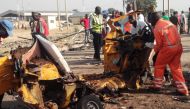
left=92, top=32, right=102, bottom=59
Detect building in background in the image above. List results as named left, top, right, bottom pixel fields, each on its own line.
left=0, top=10, right=93, bottom=29
left=0, top=10, right=73, bottom=30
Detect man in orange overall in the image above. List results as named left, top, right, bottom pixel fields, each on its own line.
left=147, top=12, right=189, bottom=96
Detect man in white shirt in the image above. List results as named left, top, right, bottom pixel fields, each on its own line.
left=137, top=13, right=145, bottom=22
left=128, top=15, right=149, bottom=35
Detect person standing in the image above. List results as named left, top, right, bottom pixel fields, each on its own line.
left=180, top=11, right=187, bottom=34
left=162, top=12, right=169, bottom=20
left=32, top=12, right=49, bottom=37
left=137, top=12, right=145, bottom=22
left=102, top=10, right=110, bottom=38
left=147, top=5, right=156, bottom=25
left=170, top=11, right=180, bottom=29
left=148, top=12, right=189, bottom=96
left=0, top=20, right=14, bottom=108
left=123, top=3, right=134, bottom=34
left=188, top=8, right=190, bottom=34
left=80, top=14, right=90, bottom=44
left=128, top=15, right=148, bottom=35
left=90, top=6, right=103, bottom=61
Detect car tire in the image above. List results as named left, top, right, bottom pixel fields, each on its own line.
left=77, top=94, right=103, bottom=109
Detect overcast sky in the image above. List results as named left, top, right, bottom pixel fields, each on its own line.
left=0, top=0, right=190, bottom=13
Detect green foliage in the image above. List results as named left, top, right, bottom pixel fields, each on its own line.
left=136, top=0, right=157, bottom=14
left=108, top=8, right=115, bottom=14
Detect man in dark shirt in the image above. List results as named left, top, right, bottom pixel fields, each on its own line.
left=170, top=11, right=179, bottom=27
left=147, top=5, right=155, bottom=23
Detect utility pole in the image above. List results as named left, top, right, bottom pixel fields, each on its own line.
left=17, top=0, right=20, bottom=29
left=65, top=0, right=69, bottom=30
left=133, top=0, right=137, bottom=11
left=123, top=0, right=126, bottom=14
left=57, top=0, right=61, bottom=30
left=168, top=0, right=170, bottom=16
left=163, top=0, right=165, bottom=12
left=21, top=0, right=24, bottom=20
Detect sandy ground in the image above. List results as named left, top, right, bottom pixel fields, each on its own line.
left=0, top=28, right=190, bottom=109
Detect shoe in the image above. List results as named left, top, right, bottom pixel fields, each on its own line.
left=93, top=55, right=101, bottom=61
left=173, top=91, right=189, bottom=96
left=172, top=95, right=190, bottom=103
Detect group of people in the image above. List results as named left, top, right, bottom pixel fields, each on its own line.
left=162, top=8, right=190, bottom=35
left=80, top=3, right=148, bottom=61
left=86, top=4, right=189, bottom=96
left=0, top=5, right=189, bottom=101
left=80, top=6, right=104, bottom=61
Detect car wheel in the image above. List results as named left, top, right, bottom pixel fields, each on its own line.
left=77, top=94, right=103, bottom=109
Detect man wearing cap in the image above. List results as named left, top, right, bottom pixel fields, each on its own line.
left=0, top=19, right=13, bottom=108
left=0, top=20, right=14, bottom=44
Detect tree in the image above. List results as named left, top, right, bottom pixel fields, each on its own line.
left=108, top=8, right=115, bottom=15
left=136, top=0, right=157, bottom=15
left=72, top=9, right=79, bottom=12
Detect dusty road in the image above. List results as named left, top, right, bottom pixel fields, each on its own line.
left=1, top=29, right=190, bottom=109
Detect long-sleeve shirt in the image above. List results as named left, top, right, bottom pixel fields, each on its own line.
left=153, top=19, right=181, bottom=52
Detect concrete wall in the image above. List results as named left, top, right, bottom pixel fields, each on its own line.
left=69, top=17, right=82, bottom=25
left=44, top=16, right=57, bottom=30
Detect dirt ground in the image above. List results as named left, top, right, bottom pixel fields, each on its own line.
left=1, top=28, right=190, bottom=109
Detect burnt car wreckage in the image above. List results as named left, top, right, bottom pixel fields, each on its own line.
left=80, top=11, right=154, bottom=97
left=0, top=34, right=104, bottom=109
left=0, top=11, right=154, bottom=109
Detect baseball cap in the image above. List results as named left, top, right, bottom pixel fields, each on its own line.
left=0, top=20, right=14, bottom=36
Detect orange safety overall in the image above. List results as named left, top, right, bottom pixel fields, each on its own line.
left=153, top=19, right=189, bottom=95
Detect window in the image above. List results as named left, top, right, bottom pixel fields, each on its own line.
left=50, top=20, right=54, bottom=23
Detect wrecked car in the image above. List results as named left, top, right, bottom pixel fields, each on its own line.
left=0, top=34, right=103, bottom=109
left=0, top=11, right=154, bottom=109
